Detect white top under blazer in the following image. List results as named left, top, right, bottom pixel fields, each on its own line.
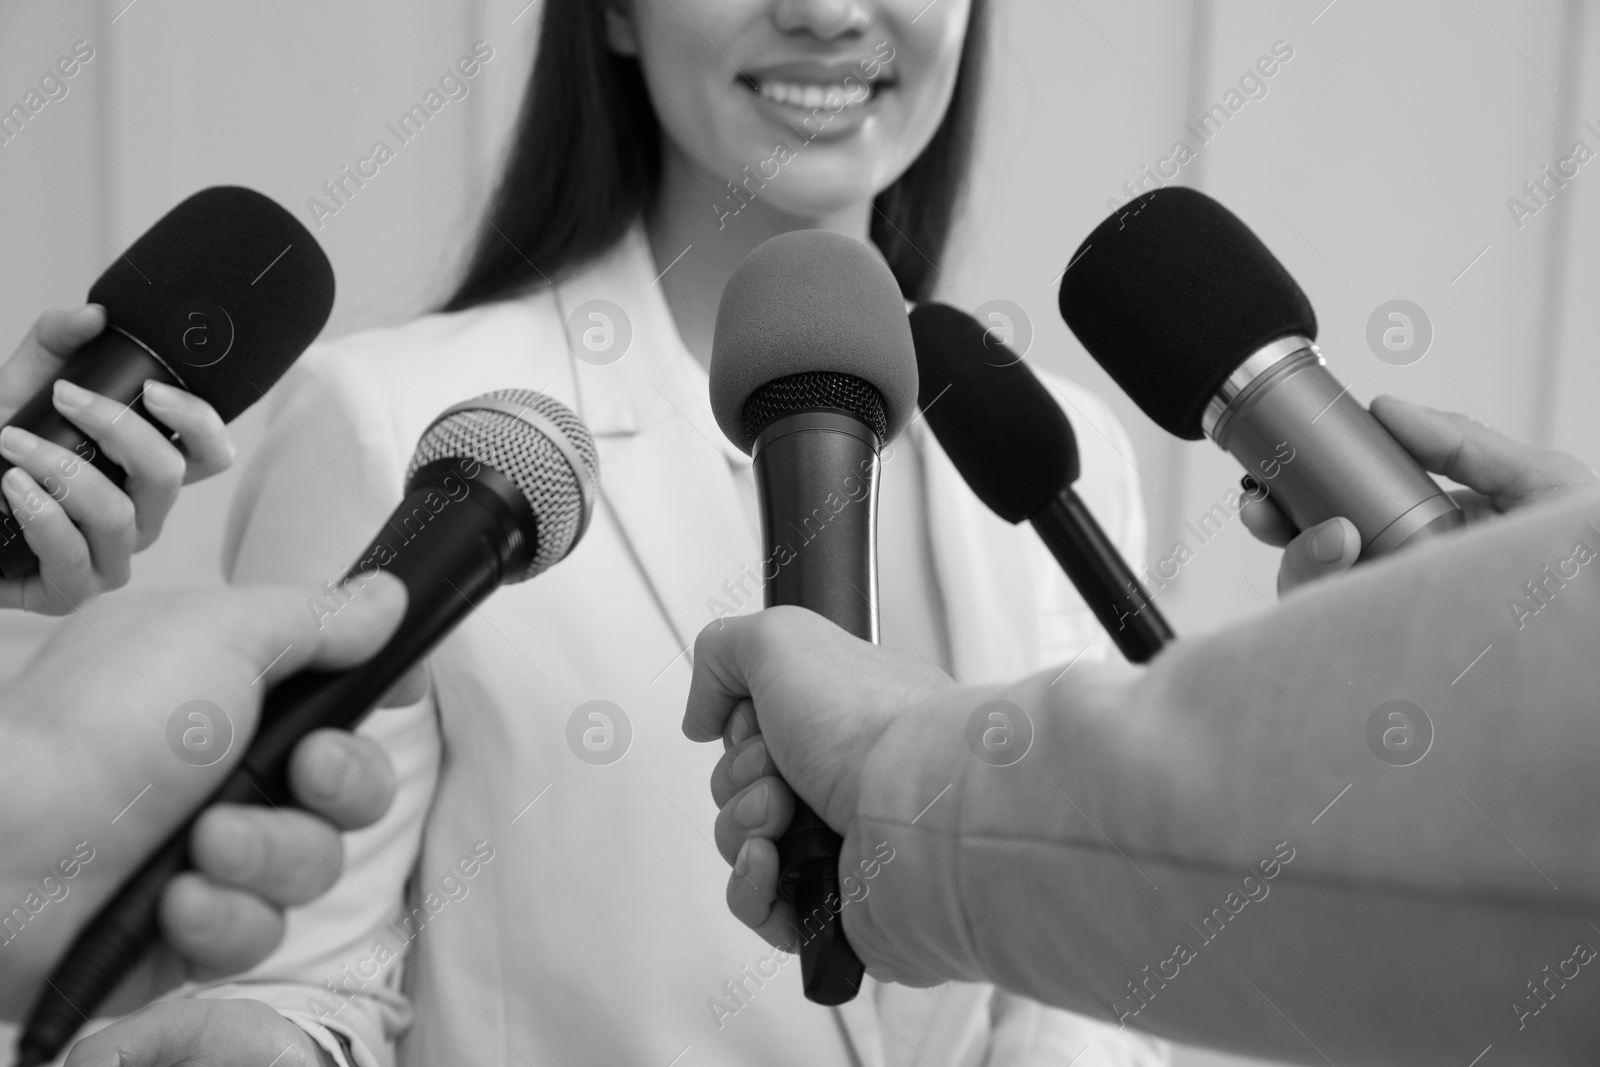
left=196, top=223, right=1169, bottom=1067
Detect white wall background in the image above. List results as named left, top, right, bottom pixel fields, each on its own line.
left=2, top=3, right=1596, bottom=1065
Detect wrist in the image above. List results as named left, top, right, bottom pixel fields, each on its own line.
left=829, top=678, right=979, bottom=832
left=834, top=681, right=980, bottom=972
left=835, top=661, right=1147, bottom=986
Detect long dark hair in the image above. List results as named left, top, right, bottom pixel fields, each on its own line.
left=444, top=0, right=989, bottom=310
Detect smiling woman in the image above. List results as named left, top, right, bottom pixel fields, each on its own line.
left=139, top=1, right=1168, bottom=1066
left=446, top=0, right=985, bottom=317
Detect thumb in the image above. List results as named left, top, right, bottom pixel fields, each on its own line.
left=1276, top=517, right=1360, bottom=596
left=236, top=571, right=409, bottom=689
left=61, top=998, right=328, bottom=1066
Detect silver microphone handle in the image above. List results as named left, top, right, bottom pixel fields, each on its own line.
left=1206, top=337, right=1463, bottom=559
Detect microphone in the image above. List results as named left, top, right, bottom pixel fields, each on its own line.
left=15, top=389, right=598, bottom=1067
left=709, top=229, right=918, bottom=1006
left=909, top=303, right=1173, bottom=662
left=0, top=185, right=335, bottom=580
left=1058, top=187, right=1464, bottom=560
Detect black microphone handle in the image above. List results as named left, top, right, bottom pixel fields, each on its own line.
left=1029, top=488, right=1174, bottom=664
left=0, top=329, right=184, bottom=581
left=17, top=458, right=533, bottom=1067
left=752, top=410, right=877, bottom=1005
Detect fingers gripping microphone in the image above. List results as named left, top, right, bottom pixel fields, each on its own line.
left=710, top=230, right=918, bottom=1005
left=0, top=185, right=336, bottom=579
left=910, top=303, right=1173, bottom=662
left=16, top=390, right=597, bottom=1067
left=1058, top=187, right=1464, bottom=559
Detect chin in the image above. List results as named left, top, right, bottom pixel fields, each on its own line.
left=764, top=171, right=888, bottom=220
left=719, top=135, right=907, bottom=219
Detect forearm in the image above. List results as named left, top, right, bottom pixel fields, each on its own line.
left=843, top=488, right=1600, bottom=1063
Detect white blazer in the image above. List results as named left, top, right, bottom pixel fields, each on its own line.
left=209, top=224, right=1168, bottom=1067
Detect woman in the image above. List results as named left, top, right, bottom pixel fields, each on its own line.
left=133, top=1, right=1169, bottom=1064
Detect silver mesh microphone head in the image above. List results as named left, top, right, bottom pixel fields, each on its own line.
left=407, top=389, right=600, bottom=582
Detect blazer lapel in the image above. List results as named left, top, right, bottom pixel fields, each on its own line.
left=599, top=414, right=760, bottom=653
left=557, top=226, right=761, bottom=655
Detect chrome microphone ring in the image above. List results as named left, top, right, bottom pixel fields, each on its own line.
left=1202, top=335, right=1320, bottom=441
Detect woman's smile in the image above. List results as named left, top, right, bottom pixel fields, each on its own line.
left=737, top=56, right=898, bottom=139
left=612, top=0, right=965, bottom=221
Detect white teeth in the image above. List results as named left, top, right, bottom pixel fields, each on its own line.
left=756, top=79, right=874, bottom=109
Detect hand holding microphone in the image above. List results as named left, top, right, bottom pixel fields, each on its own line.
left=0, top=186, right=334, bottom=614
left=0, top=577, right=405, bottom=1022
left=707, top=229, right=919, bottom=1005
left=1058, top=187, right=1599, bottom=596
left=0, top=306, right=235, bottom=613
left=686, top=606, right=947, bottom=959
left=1059, top=187, right=1466, bottom=563
left=21, top=389, right=599, bottom=1067
left=691, top=485, right=1600, bottom=1064
left=1244, top=395, right=1598, bottom=593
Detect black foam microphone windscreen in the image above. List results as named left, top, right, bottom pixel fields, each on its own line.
left=910, top=302, right=1173, bottom=662
left=1058, top=186, right=1315, bottom=441
left=911, top=302, right=1077, bottom=522
left=0, top=186, right=334, bottom=579
left=86, top=185, right=336, bottom=422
